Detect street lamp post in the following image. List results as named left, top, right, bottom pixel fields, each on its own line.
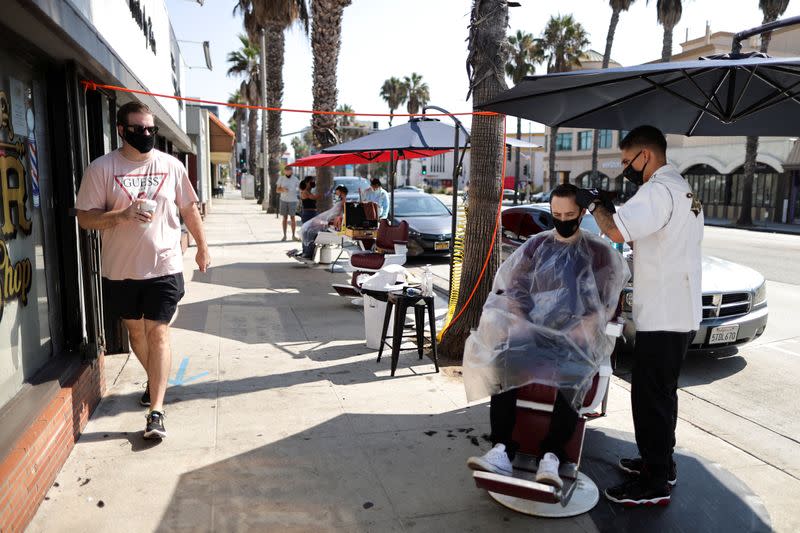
left=422, top=105, right=470, bottom=290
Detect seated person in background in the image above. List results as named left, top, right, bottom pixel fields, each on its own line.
left=363, top=178, right=390, bottom=219
left=465, top=184, right=629, bottom=489
left=289, top=185, right=349, bottom=259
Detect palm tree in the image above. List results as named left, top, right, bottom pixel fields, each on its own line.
left=311, top=0, right=352, bottom=211
left=404, top=73, right=430, bottom=115
left=505, top=30, right=541, bottom=203
left=245, top=0, right=310, bottom=213
left=537, top=14, right=590, bottom=188
left=227, top=35, right=261, bottom=190
left=439, top=0, right=509, bottom=359
left=648, top=0, right=683, bottom=62
left=590, top=0, right=636, bottom=186
left=739, top=0, right=790, bottom=226
left=227, top=90, right=246, bottom=147
left=380, top=77, right=408, bottom=127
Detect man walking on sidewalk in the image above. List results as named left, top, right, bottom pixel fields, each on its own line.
left=75, top=101, right=211, bottom=440
left=276, top=166, right=301, bottom=240
left=577, top=125, right=703, bottom=506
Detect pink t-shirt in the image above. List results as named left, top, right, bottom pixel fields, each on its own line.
left=75, top=149, right=199, bottom=280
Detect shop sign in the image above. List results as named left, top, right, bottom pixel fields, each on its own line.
left=0, top=90, right=35, bottom=317
left=127, top=0, right=157, bottom=54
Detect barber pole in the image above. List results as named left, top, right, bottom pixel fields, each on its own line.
left=26, top=109, right=40, bottom=208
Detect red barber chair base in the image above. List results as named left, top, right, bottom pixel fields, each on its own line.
left=472, top=367, right=612, bottom=518
left=481, top=471, right=600, bottom=518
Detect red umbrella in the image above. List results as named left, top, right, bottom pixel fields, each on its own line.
left=287, top=148, right=448, bottom=167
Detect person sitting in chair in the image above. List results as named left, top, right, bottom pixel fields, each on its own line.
left=288, top=185, right=349, bottom=260
left=465, top=184, right=629, bottom=489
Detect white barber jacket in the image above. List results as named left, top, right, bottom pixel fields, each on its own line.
left=613, top=164, right=704, bottom=333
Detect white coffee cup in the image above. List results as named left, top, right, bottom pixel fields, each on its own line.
left=138, top=199, right=157, bottom=228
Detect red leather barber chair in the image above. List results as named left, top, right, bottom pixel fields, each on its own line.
left=472, top=362, right=613, bottom=517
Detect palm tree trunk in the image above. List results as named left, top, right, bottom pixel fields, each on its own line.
left=439, top=0, right=508, bottom=359
left=311, top=0, right=351, bottom=211
left=738, top=136, right=758, bottom=225
left=548, top=126, right=558, bottom=189
left=513, top=116, right=521, bottom=204
left=266, top=24, right=285, bottom=214
left=248, top=107, right=258, bottom=190
left=592, top=8, right=621, bottom=187
left=739, top=23, right=777, bottom=226
left=661, top=24, right=674, bottom=62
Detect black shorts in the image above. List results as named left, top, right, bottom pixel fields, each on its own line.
left=102, top=274, right=185, bottom=323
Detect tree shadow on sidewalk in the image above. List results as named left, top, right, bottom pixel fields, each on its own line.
left=153, top=411, right=771, bottom=532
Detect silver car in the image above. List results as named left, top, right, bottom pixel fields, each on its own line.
left=500, top=204, right=768, bottom=352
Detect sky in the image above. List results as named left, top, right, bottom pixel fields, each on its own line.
left=166, top=0, right=800, bottom=155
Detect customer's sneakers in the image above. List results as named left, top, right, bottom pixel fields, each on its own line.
left=535, top=452, right=563, bottom=490
left=604, top=478, right=671, bottom=507
left=281, top=235, right=287, bottom=241
left=292, top=235, right=300, bottom=241
left=467, top=443, right=513, bottom=476
left=618, top=457, right=677, bottom=486
left=139, top=382, right=150, bottom=407
left=143, top=410, right=167, bottom=439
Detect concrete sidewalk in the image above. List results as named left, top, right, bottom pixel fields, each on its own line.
left=28, top=192, right=791, bottom=532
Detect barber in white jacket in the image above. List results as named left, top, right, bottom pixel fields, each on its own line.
left=577, top=125, right=703, bottom=507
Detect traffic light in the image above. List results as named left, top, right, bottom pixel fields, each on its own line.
left=239, top=149, right=246, bottom=167
left=421, top=165, right=427, bottom=175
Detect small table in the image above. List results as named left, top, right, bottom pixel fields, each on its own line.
left=373, top=289, right=439, bottom=376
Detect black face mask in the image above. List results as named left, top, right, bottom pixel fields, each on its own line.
left=122, top=128, right=155, bottom=154
left=621, top=150, right=646, bottom=186
left=553, top=217, right=581, bottom=239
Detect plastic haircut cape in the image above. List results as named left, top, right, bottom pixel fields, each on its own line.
left=463, top=230, right=630, bottom=410
left=300, top=200, right=344, bottom=246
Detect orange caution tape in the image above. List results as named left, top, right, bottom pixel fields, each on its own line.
left=80, top=80, right=499, bottom=118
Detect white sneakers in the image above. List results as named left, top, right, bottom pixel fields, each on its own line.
left=535, top=452, right=563, bottom=490
left=467, top=446, right=563, bottom=490
left=467, top=443, right=513, bottom=476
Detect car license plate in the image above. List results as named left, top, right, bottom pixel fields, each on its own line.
left=434, top=241, right=449, bottom=251
left=709, top=325, right=739, bottom=345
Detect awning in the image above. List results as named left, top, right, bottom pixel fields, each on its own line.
left=208, top=112, right=235, bottom=164
left=505, top=138, right=541, bottom=149
left=784, top=141, right=800, bottom=170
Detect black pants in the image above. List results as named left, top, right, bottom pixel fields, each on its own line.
left=631, top=330, right=693, bottom=486
left=490, top=388, right=580, bottom=462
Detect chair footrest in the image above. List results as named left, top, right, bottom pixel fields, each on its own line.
left=473, top=471, right=561, bottom=504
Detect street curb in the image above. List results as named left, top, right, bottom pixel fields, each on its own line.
left=705, top=220, right=800, bottom=236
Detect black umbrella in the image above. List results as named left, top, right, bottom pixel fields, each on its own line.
left=323, top=117, right=469, bottom=153
left=480, top=55, right=800, bottom=137
left=323, top=116, right=469, bottom=228
left=478, top=17, right=800, bottom=137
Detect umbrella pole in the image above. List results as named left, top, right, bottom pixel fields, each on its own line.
left=390, top=151, right=395, bottom=220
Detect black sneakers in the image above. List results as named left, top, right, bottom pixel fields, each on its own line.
left=144, top=410, right=167, bottom=439
left=618, top=457, right=677, bottom=486
left=140, top=382, right=151, bottom=407
left=604, top=478, right=671, bottom=507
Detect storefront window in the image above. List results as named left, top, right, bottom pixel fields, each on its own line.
left=555, top=132, right=572, bottom=151
left=577, top=131, right=592, bottom=151
left=598, top=129, right=613, bottom=149
left=0, top=51, right=57, bottom=406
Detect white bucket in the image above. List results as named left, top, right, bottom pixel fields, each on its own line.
left=364, top=294, right=394, bottom=350
left=318, top=245, right=333, bottom=264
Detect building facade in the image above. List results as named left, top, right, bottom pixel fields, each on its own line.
left=543, top=30, right=800, bottom=225
left=0, top=2, right=201, bottom=530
